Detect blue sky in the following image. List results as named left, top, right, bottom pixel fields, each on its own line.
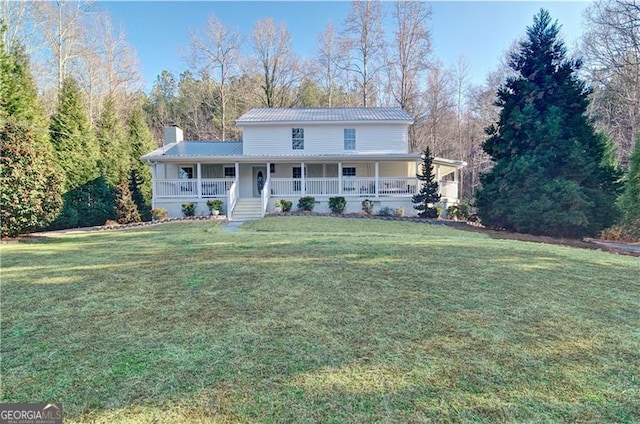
left=101, top=1, right=590, bottom=91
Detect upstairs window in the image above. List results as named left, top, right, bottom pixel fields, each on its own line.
left=292, top=128, right=304, bottom=150
left=344, top=128, right=356, bottom=150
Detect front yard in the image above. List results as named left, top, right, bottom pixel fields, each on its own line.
left=1, top=217, right=638, bottom=422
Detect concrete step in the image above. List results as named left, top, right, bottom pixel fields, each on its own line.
left=230, top=198, right=263, bottom=220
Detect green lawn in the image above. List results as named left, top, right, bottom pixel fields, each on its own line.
left=1, top=217, right=639, bottom=423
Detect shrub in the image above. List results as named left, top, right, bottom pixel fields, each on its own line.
left=297, top=196, right=316, bottom=211
left=181, top=202, right=196, bottom=217
left=206, top=199, right=223, bottom=213
left=378, top=206, right=396, bottom=217
left=362, top=199, right=374, bottom=215
left=447, top=203, right=472, bottom=221
left=280, top=200, right=293, bottom=212
left=328, top=197, right=347, bottom=214
left=151, top=208, right=168, bottom=221
left=599, top=225, right=640, bottom=243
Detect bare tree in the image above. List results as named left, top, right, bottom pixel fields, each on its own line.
left=340, top=0, right=386, bottom=107
left=315, top=21, right=344, bottom=107
left=81, top=11, right=142, bottom=122
left=391, top=0, right=432, bottom=110
left=582, top=0, right=640, bottom=167
left=252, top=17, right=299, bottom=107
left=185, top=14, right=242, bottom=140
left=422, top=60, right=455, bottom=156
left=31, top=0, right=91, bottom=95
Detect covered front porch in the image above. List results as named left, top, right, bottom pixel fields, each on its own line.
left=150, top=157, right=464, bottom=218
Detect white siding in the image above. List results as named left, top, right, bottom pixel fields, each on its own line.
left=242, top=123, right=409, bottom=155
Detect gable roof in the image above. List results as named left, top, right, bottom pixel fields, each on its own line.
left=236, top=108, right=413, bottom=124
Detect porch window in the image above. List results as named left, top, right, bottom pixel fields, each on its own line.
left=224, top=166, right=236, bottom=178
left=342, top=167, right=356, bottom=177
left=179, top=166, right=194, bottom=193
left=179, top=166, right=194, bottom=179
left=344, top=128, right=356, bottom=150
left=292, top=128, right=304, bottom=150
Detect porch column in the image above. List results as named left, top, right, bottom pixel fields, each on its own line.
left=151, top=162, right=156, bottom=209
left=374, top=162, right=380, bottom=199
left=196, top=162, right=202, bottom=198
left=338, top=162, right=343, bottom=195
left=301, top=162, right=306, bottom=195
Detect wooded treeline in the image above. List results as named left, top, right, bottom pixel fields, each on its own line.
left=1, top=0, right=638, bottom=238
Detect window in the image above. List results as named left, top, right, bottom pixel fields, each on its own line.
left=344, top=128, right=356, bottom=150
left=293, top=166, right=302, bottom=192
left=179, top=166, right=194, bottom=179
left=224, top=166, right=236, bottom=178
left=292, top=128, right=304, bottom=150
left=342, top=167, right=356, bottom=177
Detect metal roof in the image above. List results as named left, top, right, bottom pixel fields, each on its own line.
left=142, top=141, right=243, bottom=159
left=237, top=108, right=414, bottom=124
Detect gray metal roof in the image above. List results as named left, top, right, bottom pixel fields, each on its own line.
left=237, top=108, right=414, bottom=124
left=143, top=141, right=243, bottom=159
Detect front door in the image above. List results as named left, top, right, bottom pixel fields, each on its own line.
left=252, top=166, right=267, bottom=197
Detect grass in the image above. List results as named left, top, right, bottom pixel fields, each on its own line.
left=1, top=217, right=639, bottom=423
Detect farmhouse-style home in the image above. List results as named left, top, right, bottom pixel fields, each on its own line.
left=141, top=108, right=466, bottom=219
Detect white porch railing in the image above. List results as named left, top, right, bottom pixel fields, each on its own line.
left=227, top=179, right=238, bottom=216
left=439, top=180, right=458, bottom=199
left=378, top=178, right=419, bottom=196
left=269, top=177, right=424, bottom=197
left=261, top=177, right=270, bottom=217
left=154, top=177, right=458, bottom=203
left=154, top=179, right=232, bottom=198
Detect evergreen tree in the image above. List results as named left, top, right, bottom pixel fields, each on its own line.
left=0, top=29, right=64, bottom=237
left=618, top=134, right=640, bottom=236
left=115, top=179, right=141, bottom=224
left=476, top=9, right=622, bottom=238
left=127, top=102, right=157, bottom=220
left=50, top=77, right=100, bottom=191
left=50, top=176, right=116, bottom=229
left=96, top=96, right=127, bottom=187
left=412, top=146, right=441, bottom=218
left=1, top=123, right=64, bottom=237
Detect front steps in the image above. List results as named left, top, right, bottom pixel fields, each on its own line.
left=230, top=198, right=263, bottom=221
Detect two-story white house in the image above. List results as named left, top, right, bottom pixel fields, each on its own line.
left=141, top=107, right=466, bottom=219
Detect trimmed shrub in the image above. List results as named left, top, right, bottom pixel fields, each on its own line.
left=362, top=199, right=375, bottom=215
left=378, top=206, right=396, bottom=217
left=151, top=208, right=168, bottom=221
left=297, top=196, right=316, bottom=212
left=278, top=199, right=293, bottom=212
left=207, top=199, right=223, bottom=214
left=328, top=196, right=347, bottom=214
left=181, top=202, right=196, bottom=217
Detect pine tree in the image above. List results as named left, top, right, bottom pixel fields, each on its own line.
left=50, top=77, right=100, bottom=192
left=96, top=96, right=127, bottom=187
left=412, top=147, right=441, bottom=218
left=476, top=9, right=622, bottom=238
left=618, top=134, right=640, bottom=236
left=0, top=30, right=64, bottom=237
left=127, top=102, right=157, bottom=221
left=115, top=179, right=141, bottom=224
